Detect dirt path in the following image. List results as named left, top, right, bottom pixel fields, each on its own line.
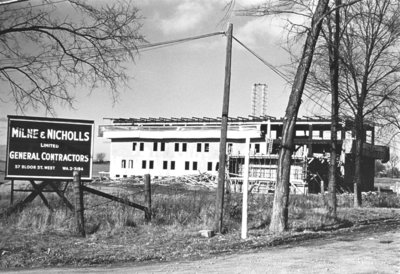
left=4, top=228, right=399, bottom=274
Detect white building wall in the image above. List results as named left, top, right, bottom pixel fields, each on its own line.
left=109, top=139, right=272, bottom=179
left=110, top=140, right=222, bottom=178
left=103, top=125, right=264, bottom=179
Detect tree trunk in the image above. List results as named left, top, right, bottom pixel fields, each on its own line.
left=354, top=138, right=363, bottom=207
left=269, top=0, right=330, bottom=233
left=328, top=0, right=341, bottom=218
left=353, top=114, right=363, bottom=207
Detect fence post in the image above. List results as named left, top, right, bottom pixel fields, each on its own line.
left=144, top=174, right=152, bottom=221
left=10, top=180, right=14, bottom=205
left=73, top=171, right=85, bottom=237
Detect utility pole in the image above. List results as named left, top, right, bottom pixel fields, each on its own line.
left=328, top=0, right=341, bottom=218
left=214, top=23, right=233, bottom=233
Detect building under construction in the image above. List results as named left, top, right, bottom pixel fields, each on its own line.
left=99, top=116, right=389, bottom=193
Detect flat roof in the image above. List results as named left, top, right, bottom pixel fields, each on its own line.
left=103, top=115, right=331, bottom=125
left=102, top=115, right=375, bottom=129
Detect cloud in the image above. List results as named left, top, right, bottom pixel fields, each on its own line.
left=236, top=17, right=280, bottom=47
left=236, top=13, right=307, bottom=47
left=235, top=0, right=270, bottom=6
left=159, top=1, right=213, bottom=34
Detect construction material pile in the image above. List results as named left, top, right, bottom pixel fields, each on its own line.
left=153, top=172, right=217, bottom=189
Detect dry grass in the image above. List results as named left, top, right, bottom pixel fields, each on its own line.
left=1, top=182, right=400, bottom=269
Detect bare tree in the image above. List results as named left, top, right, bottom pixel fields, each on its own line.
left=235, top=0, right=330, bottom=232
left=268, top=0, right=330, bottom=233
left=0, top=0, right=145, bottom=114
left=327, top=0, right=341, bottom=219
left=310, top=0, right=400, bottom=206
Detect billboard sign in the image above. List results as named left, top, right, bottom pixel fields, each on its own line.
left=6, top=116, right=94, bottom=180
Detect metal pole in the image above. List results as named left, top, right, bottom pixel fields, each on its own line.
left=215, top=23, right=233, bottom=233
left=241, top=137, right=250, bottom=239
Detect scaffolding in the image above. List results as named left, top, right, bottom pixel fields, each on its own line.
left=228, top=155, right=309, bottom=195
left=251, top=83, right=268, bottom=117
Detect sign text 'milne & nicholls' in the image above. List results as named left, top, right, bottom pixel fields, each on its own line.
left=11, top=127, right=90, bottom=142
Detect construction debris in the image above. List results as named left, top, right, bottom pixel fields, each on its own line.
left=153, top=172, right=217, bottom=189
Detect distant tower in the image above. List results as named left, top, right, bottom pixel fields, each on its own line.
left=251, top=83, right=268, bottom=117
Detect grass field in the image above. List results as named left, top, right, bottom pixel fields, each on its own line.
left=1, top=178, right=400, bottom=269
left=1, top=159, right=400, bottom=268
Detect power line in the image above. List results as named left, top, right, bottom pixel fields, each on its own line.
left=0, top=25, right=336, bottom=117
left=232, top=35, right=331, bottom=114
left=138, top=31, right=225, bottom=51
left=0, top=31, right=225, bottom=67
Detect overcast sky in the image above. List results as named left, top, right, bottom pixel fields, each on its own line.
left=0, top=0, right=321, bottom=158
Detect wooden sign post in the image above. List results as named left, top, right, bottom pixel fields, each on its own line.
left=144, top=174, right=152, bottom=221
left=73, top=171, right=85, bottom=237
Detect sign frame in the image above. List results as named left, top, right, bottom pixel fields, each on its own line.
left=5, top=115, right=94, bottom=180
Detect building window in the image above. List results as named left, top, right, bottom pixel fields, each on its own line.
left=161, top=142, right=165, bottom=151
left=228, top=143, right=233, bottom=154
left=182, top=143, right=187, bottom=152
left=207, top=162, right=213, bottom=171
left=142, top=160, right=146, bottom=169
left=185, top=161, right=190, bottom=170
left=171, top=161, right=175, bottom=170
left=255, top=144, right=260, bottom=153
left=128, top=160, right=133, bottom=169
left=149, top=160, right=154, bottom=169
left=123, top=175, right=127, bottom=178
left=204, top=143, right=209, bottom=152
left=193, top=161, right=198, bottom=170
left=215, top=162, right=219, bottom=171
left=312, top=130, right=321, bottom=139
left=121, top=160, right=126, bottom=168
left=163, top=160, right=168, bottom=170
left=153, top=142, right=158, bottom=151
left=197, top=143, right=202, bottom=152
left=175, top=143, right=179, bottom=152
left=140, top=142, right=144, bottom=151
left=132, top=142, right=137, bottom=151
left=116, top=174, right=120, bottom=178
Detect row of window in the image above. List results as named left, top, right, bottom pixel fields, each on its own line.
left=131, top=142, right=267, bottom=154
left=121, top=159, right=219, bottom=171
left=132, top=142, right=210, bottom=152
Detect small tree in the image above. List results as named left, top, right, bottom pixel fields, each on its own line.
left=95, top=153, right=106, bottom=163
left=388, top=155, right=399, bottom=178
left=0, top=0, right=145, bottom=114
left=375, top=160, right=386, bottom=176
